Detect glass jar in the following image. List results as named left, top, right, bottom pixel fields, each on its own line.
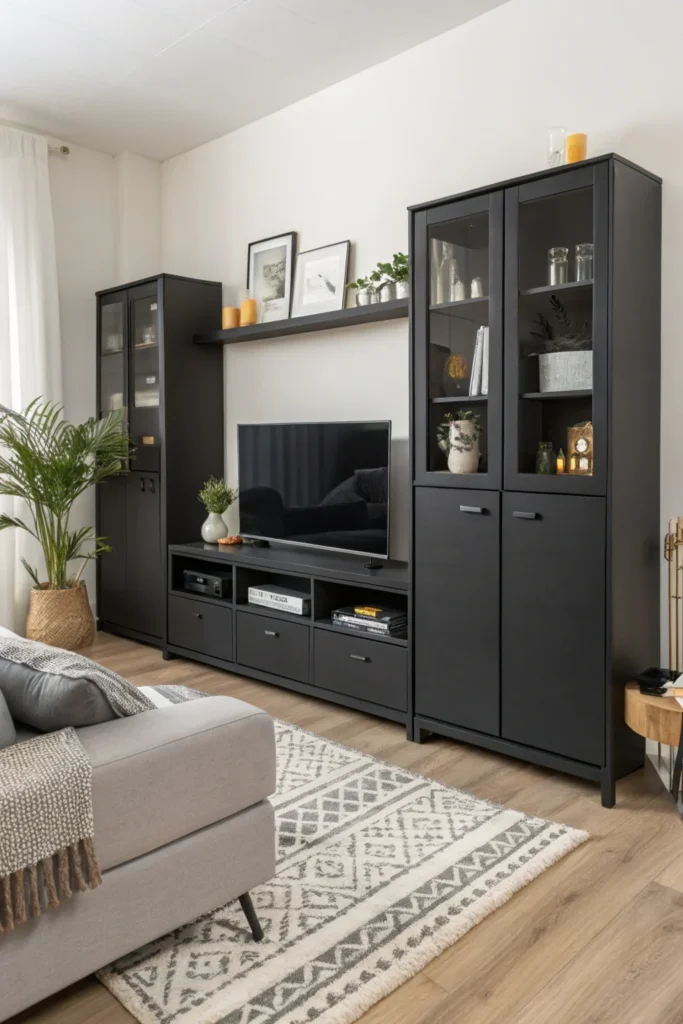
left=536, top=441, right=556, bottom=474
left=548, top=247, right=569, bottom=286
left=548, top=126, right=566, bottom=168
left=575, top=242, right=594, bottom=282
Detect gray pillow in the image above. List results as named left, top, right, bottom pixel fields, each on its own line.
left=0, top=688, right=16, bottom=749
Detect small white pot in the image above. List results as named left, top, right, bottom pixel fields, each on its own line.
left=201, top=511, right=228, bottom=543
left=538, top=350, right=592, bottom=392
left=380, top=281, right=397, bottom=301
left=395, top=280, right=409, bottom=299
left=356, top=289, right=380, bottom=306
left=447, top=421, right=480, bottom=474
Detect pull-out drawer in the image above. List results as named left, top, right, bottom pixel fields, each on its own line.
left=314, top=629, right=407, bottom=711
left=168, top=594, right=233, bottom=661
left=236, top=610, right=309, bottom=683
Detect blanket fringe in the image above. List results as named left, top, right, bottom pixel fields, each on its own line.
left=0, top=839, right=102, bottom=934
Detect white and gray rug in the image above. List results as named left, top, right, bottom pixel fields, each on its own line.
left=99, top=720, right=588, bottom=1024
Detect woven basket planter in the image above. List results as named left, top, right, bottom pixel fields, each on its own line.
left=26, top=582, right=96, bottom=651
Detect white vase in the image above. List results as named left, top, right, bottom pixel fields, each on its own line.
left=447, top=420, right=480, bottom=474
left=201, top=511, right=228, bottom=543
left=538, top=350, right=592, bottom=392
left=395, top=280, right=409, bottom=299
left=380, top=281, right=397, bottom=301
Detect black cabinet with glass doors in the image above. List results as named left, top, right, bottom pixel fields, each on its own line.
left=410, top=155, right=662, bottom=805
left=96, top=274, right=223, bottom=647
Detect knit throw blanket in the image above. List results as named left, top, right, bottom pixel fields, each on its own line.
left=0, top=637, right=155, bottom=935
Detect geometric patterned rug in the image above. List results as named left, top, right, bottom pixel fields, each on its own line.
left=98, top=720, right=588, bottom=1024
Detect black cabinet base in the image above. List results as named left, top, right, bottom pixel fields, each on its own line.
left=98, top=621, right=162, bottom=649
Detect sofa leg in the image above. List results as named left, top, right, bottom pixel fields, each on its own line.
left=239, top=892, right=264, bottom=942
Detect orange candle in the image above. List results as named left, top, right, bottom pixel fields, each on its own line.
left=566, top=133, right=587, bottom=164
left=240, top=298, right=257, bottom=326
left=222, top=306, right=240, bottom=330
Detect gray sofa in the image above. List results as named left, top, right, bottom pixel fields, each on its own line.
left=0, top=694, right=276, bottom=1022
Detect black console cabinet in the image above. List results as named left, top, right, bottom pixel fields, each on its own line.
left=167, top=543, right=410, bottom=724
left=96, top=275, right=223, bottom=646
left=410, top=156, right=662, bottom=804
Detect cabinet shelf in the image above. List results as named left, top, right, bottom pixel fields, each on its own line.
left=195, top=298, right=408, bottom=345
left=520, top=281, right=592, bottom=298
left=431, top=395, right=488, bottom=405
left=170, top=588, right=232, bottom=610
left=430, top=296, right=488, bottom=322
left=315, top=618, right=408, bottom=647
left=236, top=601, right=312, bottom=625
left=521, top=389, right=592, bottom=401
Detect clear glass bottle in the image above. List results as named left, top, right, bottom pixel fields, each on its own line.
left=536, top=441, right=556, bottom=474
left=548, top=126, right=566, bottom=168
left=575, top=242, right=594, bottom=282
left=548, top=246, right=569, bottom=286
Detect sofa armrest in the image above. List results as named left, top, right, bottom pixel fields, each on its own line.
left=76, top=696, right=276, bottom=871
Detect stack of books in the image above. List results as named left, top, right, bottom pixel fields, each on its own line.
left=248, top=585, right=311, bottom=616
left=469, top=325, right=489, bottom=397
left=331, top=604, right=408, bottom=640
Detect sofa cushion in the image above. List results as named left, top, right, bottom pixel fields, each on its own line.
left=0, top=689, right=16, bottom=749
left=0, top=625, right=136, bottom=730
left=76, top=695, right=276, bottom=871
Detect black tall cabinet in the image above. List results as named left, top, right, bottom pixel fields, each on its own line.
left=96, top=274, right=223, bottom=647
left=410, top=156, right=662, bottom=805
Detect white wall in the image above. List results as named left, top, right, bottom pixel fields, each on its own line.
left=115, top=151, right=161, bottom=282
left=161, top=0, right=683, bottom=620
left=49, top=142, right=118, bottom=600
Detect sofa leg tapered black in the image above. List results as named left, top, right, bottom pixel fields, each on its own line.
left=239, top=892, right=264, bottom=942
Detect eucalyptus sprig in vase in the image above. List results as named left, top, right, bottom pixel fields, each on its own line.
left=198, top=477, right=237, bottom=543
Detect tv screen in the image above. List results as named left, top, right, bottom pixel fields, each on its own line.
left=237, top=421, right=391, bottom=558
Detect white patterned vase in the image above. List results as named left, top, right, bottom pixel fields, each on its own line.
left=447, top=421, right=480, bottom=474
left=201, top=511, right=228, bottom=543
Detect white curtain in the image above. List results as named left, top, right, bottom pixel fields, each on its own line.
left=0, top=126, right=62, bottom=631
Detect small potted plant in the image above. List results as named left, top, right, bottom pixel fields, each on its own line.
left=346, top=270, right=383, bottom=306
left=377, top=252, right=410, bottom=301
left=198, top=477, right=237, bottom=543
left=531, top=296, right=592, bottom=392
left=437, top=410, right=482, bottom=474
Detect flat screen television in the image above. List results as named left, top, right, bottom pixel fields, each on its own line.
left=237, top=420, right=391, bottom=558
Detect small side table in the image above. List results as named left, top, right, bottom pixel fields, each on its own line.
left=625, top=681, right=683, bottom=814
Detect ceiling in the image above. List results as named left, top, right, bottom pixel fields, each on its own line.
left=0, top=0, right=508, bottom=160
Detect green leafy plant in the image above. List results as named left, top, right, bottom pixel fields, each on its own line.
left=377, top=252, right=409, bottom=284
left=437, top=410, right=482, bottom=454
left=346, top=269, right=383, bottom=293
left=0, top=399, right=131, bottom=589
left=198, top=477, right=237, bottom=515
left=530, top=295, right=591, bottom=352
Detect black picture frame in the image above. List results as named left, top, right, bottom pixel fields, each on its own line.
left=246, top=231, right=297, bottom=321
left=291, top=240, right=351, bottom=318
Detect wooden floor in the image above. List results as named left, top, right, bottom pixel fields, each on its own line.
left=12, top=632, right=683, bottom=1024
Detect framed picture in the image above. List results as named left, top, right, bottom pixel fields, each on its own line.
left=247, top=231, right=297, bottom=323
left=291, top=240, right=351, bottom=318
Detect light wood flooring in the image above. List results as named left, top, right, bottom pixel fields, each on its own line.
left=11, top=632, right=683, bottom=1024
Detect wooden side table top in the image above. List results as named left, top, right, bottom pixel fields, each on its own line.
left=625, top=681, right=683, bottom=748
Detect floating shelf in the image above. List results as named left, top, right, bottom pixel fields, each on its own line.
left=431, top=394, right=488, bottom=404
left=430, top=296, right=488, bottom=322
left=521, top=389, right=592, bottom=400
left=194, top=298, right=408, bottom=345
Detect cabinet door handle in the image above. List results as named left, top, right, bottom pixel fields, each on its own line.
left=193, top=612, right=203, bottom=619
left=460, top=505, right=484, bottom=514
left=139, top=476, right=146, bottom=492
left=264, top=629, right=278, bottom=637
left=513, top=511, right=540, bottom=520
left=350, top=653, right=369, bottom=662
left=149, top=478, right=156, bottom=494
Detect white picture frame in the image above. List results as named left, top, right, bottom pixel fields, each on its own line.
left=247, top=231, right=297, bottom=323
left=291, top=240, right=351, bottom=318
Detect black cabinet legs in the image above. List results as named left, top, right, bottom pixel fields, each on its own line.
left=600, top=771, right=616, bottom=808
left=239, top=892, right=264, bottom=942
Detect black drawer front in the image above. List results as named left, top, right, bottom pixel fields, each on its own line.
left=236, top=611, right=309, bottom=683
left=314, top=630, right=407, bottom=711
left=168, top=595, right=233, bottom=661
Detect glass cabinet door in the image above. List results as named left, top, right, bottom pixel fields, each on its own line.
left=129, top=285, right=160, bottom=446
left=413, top=191, right=503, bottom=488
left=99, top=292, right=127, bottom=424
left=503, top=164, right=607, bottom=494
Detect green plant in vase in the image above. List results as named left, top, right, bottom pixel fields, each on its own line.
left=346, top=270, right=383, bottom=307
left=198, top=476, right=237, bottom=543
left=437, top=410, right=482, bottom=474
left=530, top=295, right=593, bottom=393
left=377, top=252, right=410, bottom=299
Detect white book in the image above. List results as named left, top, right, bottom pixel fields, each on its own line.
left=481, top=326, right=490, bottom=396
left=469, top=327, right=483, bottom=397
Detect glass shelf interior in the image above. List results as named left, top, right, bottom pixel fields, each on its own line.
left=99, top=301, right=125, bottom=420
left=131, top=295, right=160, bottom=443
left=517, top=186, right=594, bottom=477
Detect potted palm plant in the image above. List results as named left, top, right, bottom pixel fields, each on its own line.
left=0, top=399, right=131, bottom=650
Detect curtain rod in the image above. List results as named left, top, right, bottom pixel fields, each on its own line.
left=0, top=118, right=70, bottom=156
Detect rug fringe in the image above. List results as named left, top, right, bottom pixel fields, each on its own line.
left=0, top=839, right=102, bottom=935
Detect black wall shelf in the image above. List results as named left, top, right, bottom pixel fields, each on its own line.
left=194, top=298, right=408, bottom=345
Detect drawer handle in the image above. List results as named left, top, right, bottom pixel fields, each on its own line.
left=513, top=511, right=541, bottom=520
left=460, top=505, right=484, bottom=514
left=193, top=612, right=203, bottom=619
left=264, top=629, right=279, bottom=637
left=350, top=654, right=369, bottom=663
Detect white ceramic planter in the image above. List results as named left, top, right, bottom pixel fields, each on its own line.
left=395, top=280, right=409, bottom=299
left=380, top=282, right=397, bottom=301
left=447, top=420, right=480, bottom=474
left=538, top=350, right=592, bottom=392
left=201, top=511, right=228, bottom=543
left=355, top=290, right=380, bottom=306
